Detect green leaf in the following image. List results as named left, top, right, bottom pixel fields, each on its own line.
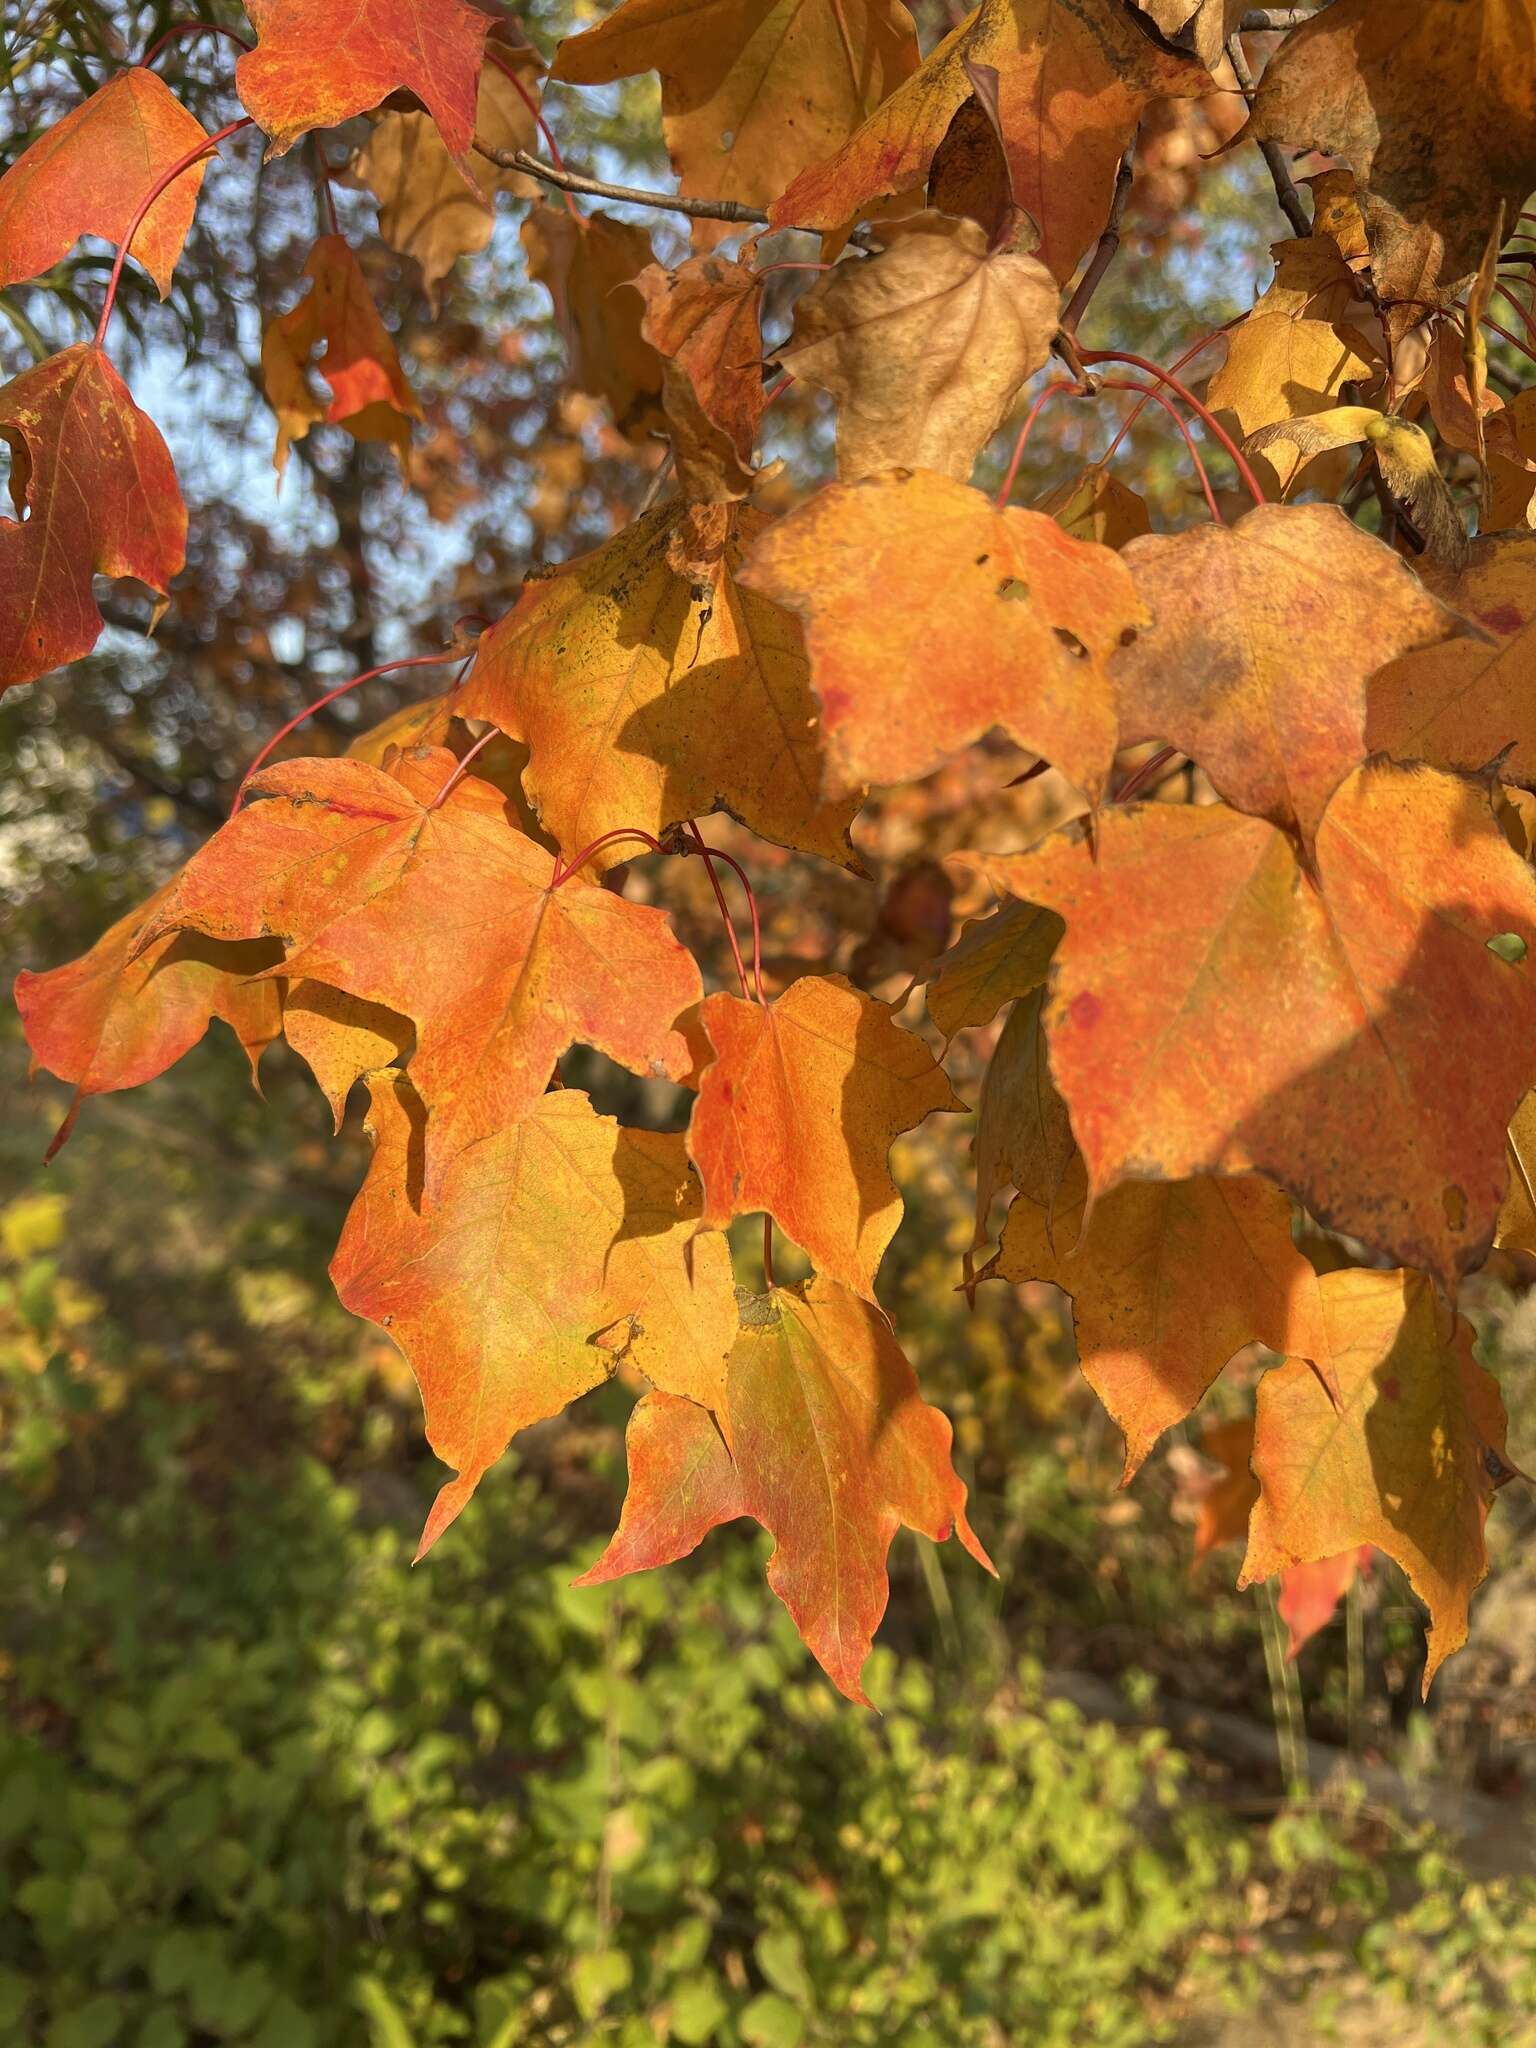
left=740, top=1992, right=806, bottom=2048
left=572, top=1947, right=632, bottom=2021
left=755, top=1930, right=812, bottom=2005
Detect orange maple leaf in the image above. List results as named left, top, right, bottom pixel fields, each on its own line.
left=0, top=68, right=208, bottom=297
left=742, top=468, right=1146, bottom=805
left=261, top=235, right=423, bottom=474
left=974, top=762, right=1536, bottom=1290
left=14, top=882, right=282, bottom=1153
left=334, top=1075, right=737, bottom=1556
left=551, top=0, right=920, bottom=235
left=141, top=749, right=703, bottom=1186
left=236, top=0, right=490, bottom=159
left=459, top=501, right=863, bottom=871
left=0, top=344, right=186, bottom=694
left=688, top=973, right=961, bottom=1299
left=989, top=1159, right=1326, bottom=1479
left=1114, top=504, right=1461, bottom=850
left=770, top=0, right=1207, bottom=284
left=1243, top=1267, right=1509, bottom=1692
left=580, top=1277, right=994, bottom=1704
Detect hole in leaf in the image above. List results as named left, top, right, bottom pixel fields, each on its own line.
left=1053, top=626, right=1087, bottom=658
left=996, top=576, right=1030, bottom=602
left=1488, top=932, right=1527, bottom=964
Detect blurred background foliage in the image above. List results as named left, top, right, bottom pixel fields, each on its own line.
left=5, top=3, right=1536, bottom=2045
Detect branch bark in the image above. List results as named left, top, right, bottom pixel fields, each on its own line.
left=474, top=141, right=772, bottom=227
left=1226, top=33, right=1311, bottom=239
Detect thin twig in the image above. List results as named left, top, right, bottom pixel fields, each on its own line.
left=473, top=140, right=771, bottom=226
left=1226, top=34, right=1310, bottom=238
left=1060, top=128, right=1138, bottom=340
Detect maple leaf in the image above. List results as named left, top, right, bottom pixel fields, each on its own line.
left=550, top=0, right=920, bottom=238
left=632, top=254, right=767, bottom=502
left=971, top=988, right=1075, bottom=1260
left=972, top=761, right=1536, bottom=1289
left=1497, top=1088, right=1536, bottom=1255
left=574, top=1390, right=746, bottom=1584
left=1113, top=503, right=1461, bottom=849
left=1368, top=533, right=1536, bottom=789
left=925, top=899, right=1064, bottom=1043
left=0, top=343, right=186, bottom=695
left=1187, top=1416, right=1260, bottom=1558
left=458, top=501, right=862, bottom=870
left=347, top=46, right=542, bottom=307
left=1242, top=1267, right=1509, bottom=1692
left=770, top=0, right=1207, bottom=285
left=926, top=60, right=1027, bottom=249
left=581, top=1277, right=993, bottom=1704
left=1484, top=388, right=1536, bottom=529
left=1242, top=0, right=1536, bottom=332
left=688, top=973, right=961, bottom=1299
left=282, top=981, right=412, bottom=1131
left=989, top=1158, right=1324, bottom=1479
left=14, top=882, right=282, bottom=1150
left=778, top=212, right=1057, bottom=483
left=521, top=203, right=666, bottom=437
left=261, top=235, right=423, bottom=474
left=1128, top=0, right=1245, bottom=74
left=1276, top=1548, right=1372, bottom=1662
left=741, top=467, right=1146, bottom=804
left=1035, top=467, right=1150, bottom=549
left=141, top=749, right=703, bottom=1185
left=1206, top=239, right=1380, bottom=498
left=236, top=0, right=491, bottom=159
left=0, top=68, right=209, bottom=297
left=334, top=1075, right=737, bottom=1556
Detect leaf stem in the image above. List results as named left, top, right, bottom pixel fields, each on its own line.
left=763, top=1214, right=776, bottom=1290
left=549, top=827, right=666, bottom=886
left=1114, top=744, right=1182, bottom=804
left=1098, top=377, right=1225, bottom=523
left=684, top=822, right=766, bottom=1006
left=1097, top=322, right=1237, bottom=465
left=1080, top=347, right=1267, bottom=507
left=484, top=47, right=581, bottom=223
left=140, top=20, right=252, bottom=66
left=230, top=651, right=463, bottom=814
left=996, top=380, right=1078, bottom=507
left=310, top=135, right=340, bottom=237
left=94, top=114, right=254, bottom=348
left=1483, top=313, right=1536, bottom=370
left=426, top=719, right=498, bottom=811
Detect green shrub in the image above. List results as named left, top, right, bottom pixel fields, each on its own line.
left=0, top=1394, right=1247, bottom=2047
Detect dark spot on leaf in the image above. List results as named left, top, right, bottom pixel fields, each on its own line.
left=1070, top=991, right=1102, bottom=1030
left=1442, top=1183, right=1467, bottom=1230
left=1381, top=1375, right=1400, bottom=1402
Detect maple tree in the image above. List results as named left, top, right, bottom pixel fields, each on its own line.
left=8, top=0, right=1536, bottom=1708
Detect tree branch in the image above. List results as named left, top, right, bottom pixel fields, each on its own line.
left=1226, top=33, right=1311, bottom=239
left=475, top=141, right=772, bottom=227
left=1060, top=128, right=1138, bottom=340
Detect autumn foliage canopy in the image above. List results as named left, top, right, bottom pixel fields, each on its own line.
left=10, top=0, right=1536, bottom=1702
